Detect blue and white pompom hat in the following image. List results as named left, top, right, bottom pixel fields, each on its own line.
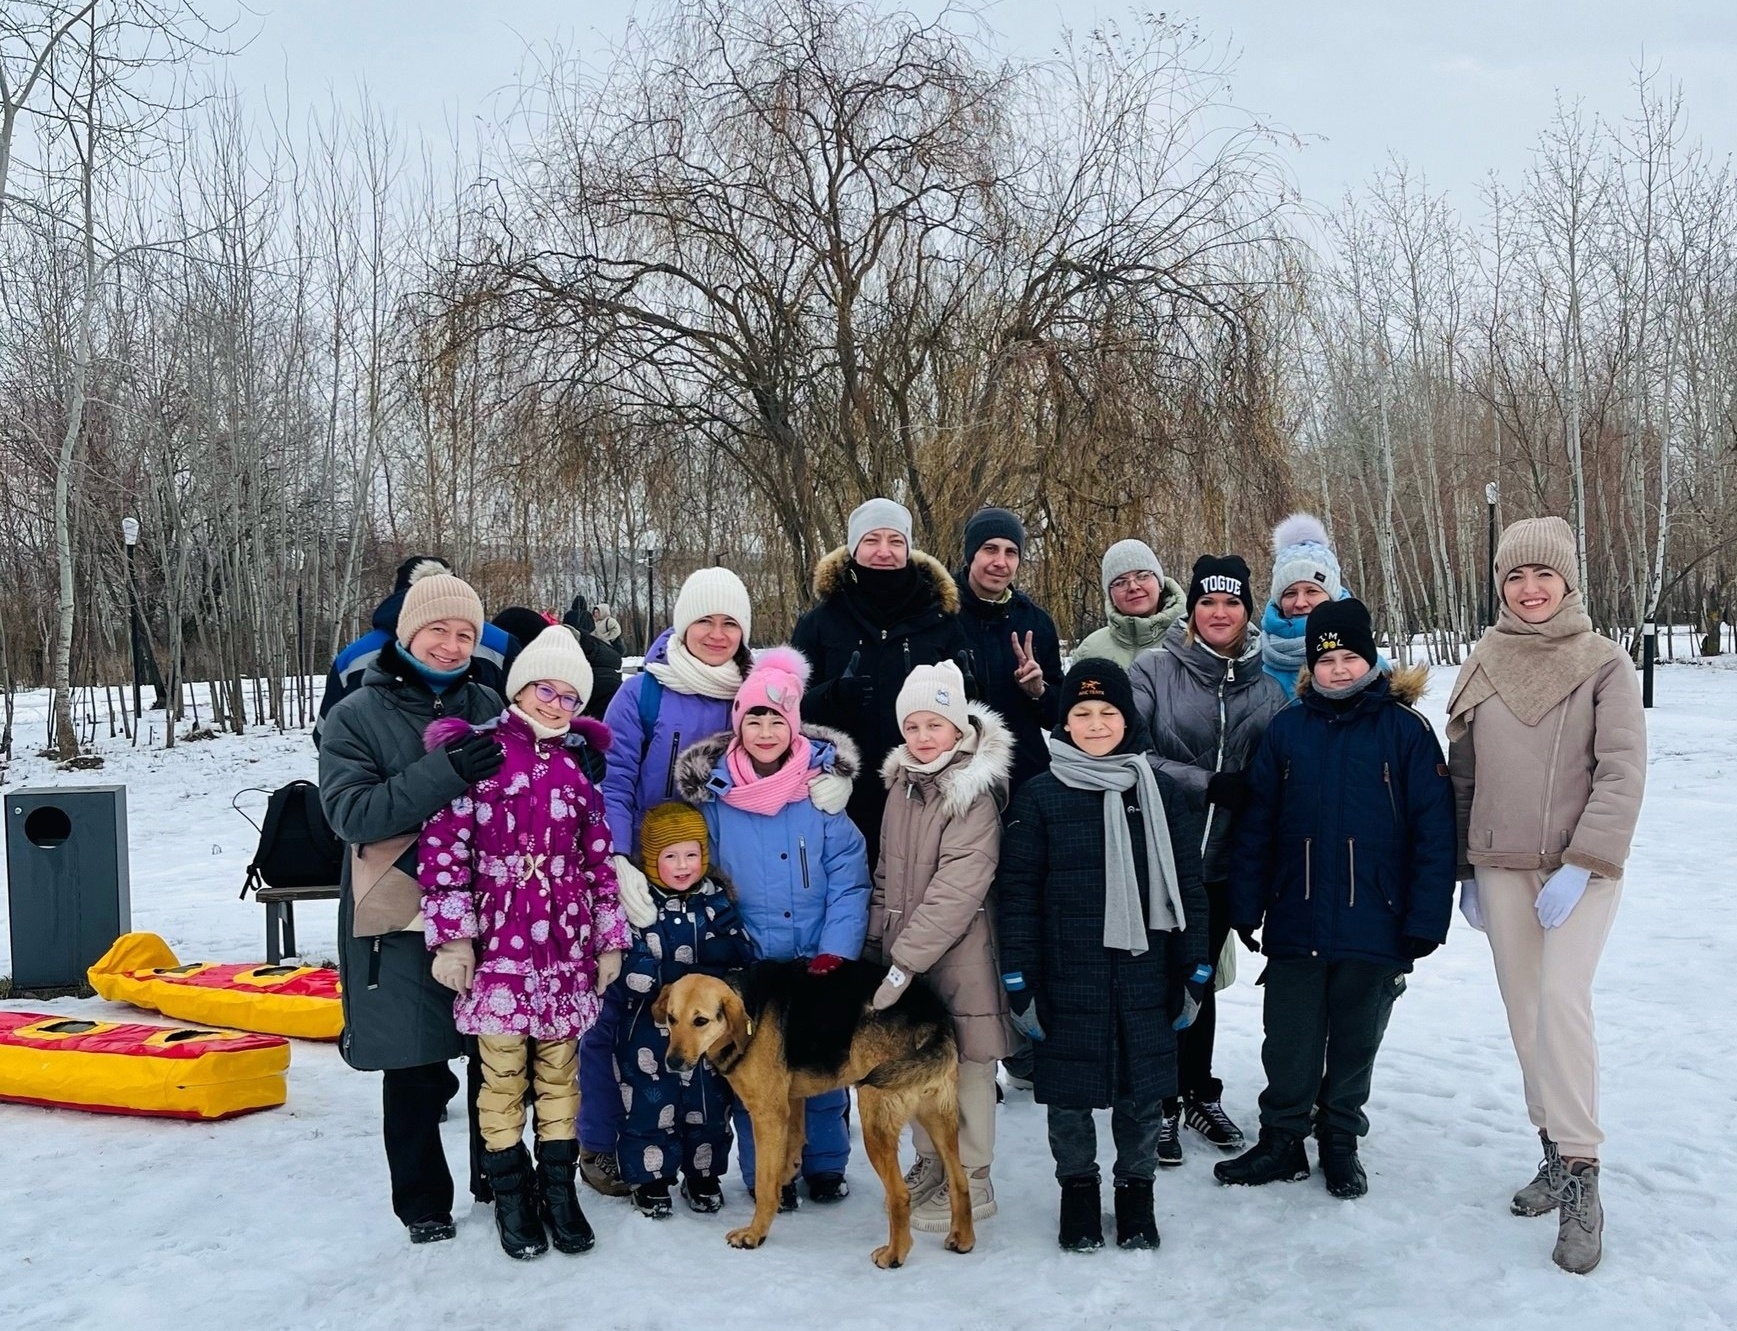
left=1269, top=514, right=1344, bottom=608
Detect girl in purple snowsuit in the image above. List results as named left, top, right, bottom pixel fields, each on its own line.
left=420, top=626, right=629, bottom=1260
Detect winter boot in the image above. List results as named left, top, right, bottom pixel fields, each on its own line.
left=1185, top=1096, right=1247, bottom=1150
left=1113, top=1178, right=1160, bottom=1250
left=482, top=1144, right=549, bottom=1260
left=910, top=1167, right=996, bottom=1233
left=1057, top=1175, right=1104, bottom=1252
left=1512, top=1132, right=1567, bottom=1217
left=1552, top=1161, right=1603, bottom=1275
left=903, top=1155, right=946, bottom=1210
left=1157, top=1103, right=1183, bottom=1167
left=578, top=1147, right=631, bottom=1198
left=406, top=1217, right=456, bottom=1245
left=746, top=1180, right=801, bottom=1212
left=806, top=1172, right=850, bottom=1204
left=533, top=1139, right=592, bottom=1254
left=631, top=1181, right=674, bottom=1220
left=681, top=1175, right=724, bottom=1214
left=1317, top=1130, right=1368, bottom=1199
left=1214, top=1128, right=1311, bottom=1187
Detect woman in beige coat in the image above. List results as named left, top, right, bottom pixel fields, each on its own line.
left=1447, top=516, right=1646, bottom=1276
left=869, top=661, right=1014, bottom=1234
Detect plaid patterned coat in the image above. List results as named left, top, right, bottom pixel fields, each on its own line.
left=994, top=763, right=1208, bottom=1108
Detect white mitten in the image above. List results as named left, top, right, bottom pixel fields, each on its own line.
left=613, top=853, right=658, bottom=929
left=809, top=769, right=853, bottom=815
left=430, top=939, right=475, bottom=995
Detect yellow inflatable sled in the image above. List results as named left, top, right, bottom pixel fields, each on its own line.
left=0, top=1010, right=289, bottom=1120
left=88, top=933, right=343, bottom=1042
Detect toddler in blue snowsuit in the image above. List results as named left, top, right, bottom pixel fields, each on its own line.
left=613, top=801, right=753, bottom=1218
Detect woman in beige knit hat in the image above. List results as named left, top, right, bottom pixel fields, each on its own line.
left=1446, top=516, right=1647, bottom=1276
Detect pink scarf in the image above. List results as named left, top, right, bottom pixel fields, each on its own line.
left=722, top=734, right=814, bottom=815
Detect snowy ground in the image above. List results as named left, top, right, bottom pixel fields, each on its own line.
left=2, top=664, right=1735, bottom=1331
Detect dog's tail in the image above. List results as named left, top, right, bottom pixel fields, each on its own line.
left=860, top=1016, right=959, bottom=1093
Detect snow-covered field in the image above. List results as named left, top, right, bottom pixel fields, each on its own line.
left=2, top=664, right=1735, bottom=1331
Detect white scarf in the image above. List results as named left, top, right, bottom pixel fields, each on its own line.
left=646, top=637, right=744, bottom=700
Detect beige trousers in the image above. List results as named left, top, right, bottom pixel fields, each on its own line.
left=1477, top=866, right=1621, bottom=1159
left=912, top=1059, right=997, bottom=1174
left=476, top=1035, right=579, bottom=1152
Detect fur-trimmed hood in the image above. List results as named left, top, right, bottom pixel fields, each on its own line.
left=1295, top=661, right=1429, bottom=707
left=424, top=709, right=612, bottom=754
left=674, top=723, right=862, bottom=804
left=878, top=702, right=1014, bottom=817
left=811, top=546, right=960, bottom=615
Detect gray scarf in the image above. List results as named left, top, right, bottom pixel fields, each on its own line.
left=1045, top=739, right=1185, bottom=955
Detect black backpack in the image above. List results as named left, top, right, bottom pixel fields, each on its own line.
left=238, top=780, right=345, bottom=897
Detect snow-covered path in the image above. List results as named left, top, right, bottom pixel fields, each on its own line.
left=2, top=666, right=1734, bottom=1330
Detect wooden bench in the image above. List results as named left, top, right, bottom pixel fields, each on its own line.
left=254, top=884, right=341, bottom=963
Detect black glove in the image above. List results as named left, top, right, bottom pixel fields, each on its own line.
left=1206, top=769, right=1250, bottom=812
left=444, top=732, right=506, bottom=784
left=951, top=649, right=980, bottom=702
left=1172, top=962, right=1213, bottom=1031
left=1236, top=926, right=1261, bottom=955
left=1003, top=973, right=1045, bottom=1042
left=837, top=650, right=874, bottom=710
left=1401, top=936, right=1439, bottom=960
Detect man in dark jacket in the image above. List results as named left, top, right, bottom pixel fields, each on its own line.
left=791, top=497, right=971, bottom=866
left=1217, top=599, right=1455, bottom=1199
left=562, top=594, right=625, bottom=719
left=953, top=507, right=1063, bottom=796
left=313, top=556, right=509, bottom=748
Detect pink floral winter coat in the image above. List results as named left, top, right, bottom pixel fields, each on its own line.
left=419, top=710, right=629, bottom=1040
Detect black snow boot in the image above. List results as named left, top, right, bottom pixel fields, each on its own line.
left=1214, top=1128, right=1311, bottom=1187
left=482, top=1144, right=549, bottom=1259
left=806, top=1172, right=850, bottom=1204
left=632, top=1181, right=675, bottom=1219
left=406, top=1217, right=456, bottom=1245
left=1113, top=1179, right=1160, bottom=1250
left=1317, top=1130, right=1368, bottom=1199
left=682, top=1175, right=725, bottom=1214
left=535, top=1139, right=595, bottom=1253
left=1057, top=1175, right=1104, bottom=1252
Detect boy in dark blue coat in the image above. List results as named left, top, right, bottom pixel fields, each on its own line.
left=613, top=802, right=754, bottom=1218
left=1218, top=598, right=1455, bottom=1198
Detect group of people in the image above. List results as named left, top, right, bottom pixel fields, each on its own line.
left=316, top=502, right=1645, bottom=1278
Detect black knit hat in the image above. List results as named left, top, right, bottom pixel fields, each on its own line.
left=962, top=507, right=1027, bottom=565
left=492, top=606, right=551, bottom=654
left=1054, top=658, right=1138, bottom=734
left=393, top=554, right=450, bottom=591
left=1305, top=597, right=1379, bottom=670
left=1187, top=553, right=1255, bottom=618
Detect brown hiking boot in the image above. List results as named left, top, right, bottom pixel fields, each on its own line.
left=1552, top=1161, right=1603, bottom=1275
left=578, top=1147, right=631, bottom=1198
left=1512, top=1132, right=1566, bottom=1217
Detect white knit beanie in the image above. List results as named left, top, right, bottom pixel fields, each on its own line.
left=505, top=625, right=595, bottom=709
left=848, top=497, right=913, bottom=555
left=1268, top=513, right=1343, bottom=607
left=670, top=567, right=752, bottom=643
left=896, top=660, right=971, bottom=736
left=395, top=563, right=485, bottom=647
left=1100, top=539, right=1164, bottom=600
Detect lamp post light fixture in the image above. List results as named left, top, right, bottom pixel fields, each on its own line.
left=1483, top=482, right=1499, bottom=629
left=121, top=517, right=144, bottom=717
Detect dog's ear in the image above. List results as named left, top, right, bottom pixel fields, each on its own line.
left=719, top=985, right=751, bottom=1054
left=651, top=983, right=672, bottom=1029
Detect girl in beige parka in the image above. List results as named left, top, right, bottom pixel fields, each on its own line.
left=869, top=660, right=1014, bottom=1234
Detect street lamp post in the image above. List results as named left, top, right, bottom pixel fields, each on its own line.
left=1484, top=482, right=1499, bottom=629
left=642, top=545, right=660, bottom=654
left=121, top=517, right=143, bottom=718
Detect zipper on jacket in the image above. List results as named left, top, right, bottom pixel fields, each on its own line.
left=663, top=730, right=683, bottom=798
left=1201, top=671, right=1231, bottom=857
left=799, top=837, right=812, bottom=891
left=1348, top=838, right=1356, bottom=908
left=903, top=640, right=912, bottom=675
left=1540, top=707, right=1570, bottom=856
left=1304, top=838, right=1313, bottom=901
left=1383, top=763, right=1397, bottom=824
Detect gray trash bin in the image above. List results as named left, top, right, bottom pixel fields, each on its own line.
left=6, top=785, right=131, bottom=990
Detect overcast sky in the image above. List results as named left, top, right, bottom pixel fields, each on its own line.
left=223, top=0, right=1737, bottom=215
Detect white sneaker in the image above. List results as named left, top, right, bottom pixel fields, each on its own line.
left=909, top=1171, right=996, bottom=1233
left=902, top=1155, right=945, bottom=1209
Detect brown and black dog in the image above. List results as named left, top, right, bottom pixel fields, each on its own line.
left=653, top=958, right=975, bottom=1268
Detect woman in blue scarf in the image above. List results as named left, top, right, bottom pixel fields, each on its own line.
left=1261, top=515, right=1356, bottom=697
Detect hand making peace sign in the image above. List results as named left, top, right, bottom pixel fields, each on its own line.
left=1011, top=630, right=1045, bottom=699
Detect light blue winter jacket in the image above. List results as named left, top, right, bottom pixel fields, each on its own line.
left=674, top=727, right=870, bottom=963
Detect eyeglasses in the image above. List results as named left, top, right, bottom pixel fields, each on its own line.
left=532, top=682, right=582, bottom=713
left=1109, top=571, right=1158, bottom=593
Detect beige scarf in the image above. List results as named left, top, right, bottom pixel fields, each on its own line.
left=646, top=637, right=744, bottom=700
left=1446, top=592, right=1621, bottom=740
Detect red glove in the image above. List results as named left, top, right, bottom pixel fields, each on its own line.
left=808, top=953, right=845, bottom=976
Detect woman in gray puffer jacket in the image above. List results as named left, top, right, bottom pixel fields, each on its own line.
left=1129, top=553, right=1286, bottom=1158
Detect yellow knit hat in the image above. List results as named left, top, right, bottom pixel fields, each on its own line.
left=639, top=801, right=710, bottom=887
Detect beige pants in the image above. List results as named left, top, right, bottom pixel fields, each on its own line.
left=1477, top=867, right=1621, bottom=1159
left=912, top=1059, right=997, bottom=1174
left=476, top=1035, right=579, bottom=1152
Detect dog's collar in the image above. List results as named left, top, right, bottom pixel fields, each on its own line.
left=709, top=1039, right=744, bottom=1074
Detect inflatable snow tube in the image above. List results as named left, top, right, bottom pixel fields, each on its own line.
left=87, top=933, right=343, bottom=1042
left=0, top=1011, right=289, bottom=1120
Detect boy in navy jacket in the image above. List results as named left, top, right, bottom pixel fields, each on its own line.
left=1219, top=598, right=1455, bottom=1198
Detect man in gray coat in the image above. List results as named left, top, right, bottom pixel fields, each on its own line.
left=319, top=568, right=506, bottom=1244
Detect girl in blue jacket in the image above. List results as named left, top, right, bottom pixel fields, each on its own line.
left=1222, top=598, right=1455, bottom=1200
left=675, top=646, right=870, bottom=1206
